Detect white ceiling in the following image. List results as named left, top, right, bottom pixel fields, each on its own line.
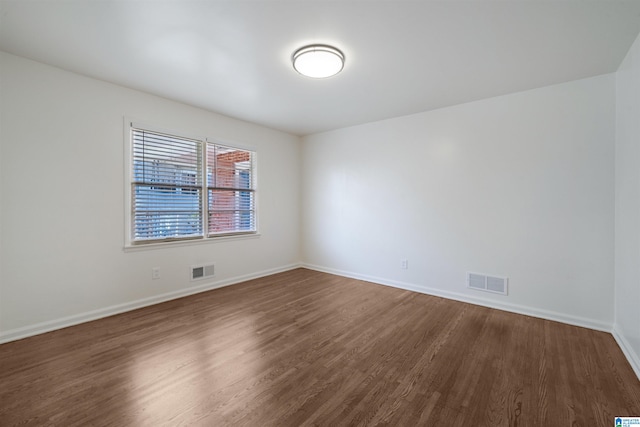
left=2, top=1, right=640, bottom=136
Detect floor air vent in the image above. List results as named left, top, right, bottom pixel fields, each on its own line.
left=467, top=272, right=508, bottom=295
left=191, top=263, right=215, bottom=281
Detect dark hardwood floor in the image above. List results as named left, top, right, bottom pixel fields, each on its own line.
left=1, top=268, right=639, bottom=426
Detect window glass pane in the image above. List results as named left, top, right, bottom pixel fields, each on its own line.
left=207, top=144, right=253, bottom=189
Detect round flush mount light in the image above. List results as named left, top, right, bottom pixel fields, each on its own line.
left=292, top=45, right=345, bottom=78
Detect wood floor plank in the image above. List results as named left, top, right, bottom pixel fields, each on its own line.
left=0, top=268, right=639, bottom=426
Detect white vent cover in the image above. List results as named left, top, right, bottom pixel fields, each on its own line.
left=191, top=263, right=215, bottom=281
left=467, top=272, right=508, bottom=295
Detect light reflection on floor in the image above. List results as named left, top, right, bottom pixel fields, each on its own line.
left=126, top=312, right=266, bottom=425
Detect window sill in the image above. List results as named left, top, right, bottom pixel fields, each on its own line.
left=123, top=233, right=261, bottom=252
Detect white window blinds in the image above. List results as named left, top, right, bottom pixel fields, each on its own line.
left=132, top=129, right=203, bottom=241
left=130, top=126, right=256, bottom=244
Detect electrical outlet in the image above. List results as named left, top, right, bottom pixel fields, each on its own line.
left=401, top=259, right=408, bottom=269
left=152, top=267, right=160, bottom=280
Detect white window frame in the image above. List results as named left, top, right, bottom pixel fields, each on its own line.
left=124, top=119, right=258, bottom=248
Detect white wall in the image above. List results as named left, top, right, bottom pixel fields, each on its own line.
left=614, top=32, right=640, bottom=378
left=302, top=74, right=615, bottom=330
left=0, top=52, right=301, bottom=341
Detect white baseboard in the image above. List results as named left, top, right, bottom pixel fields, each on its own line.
left=302, top=263, right=613, bottom=332
left=612, top=325, right=640, bottom=381
left=0, top=263, right=302, bottom=345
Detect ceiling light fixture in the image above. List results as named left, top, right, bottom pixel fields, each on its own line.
left=292, top=44, right=344, bottom=78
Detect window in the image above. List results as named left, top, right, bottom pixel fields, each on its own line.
left=128, top=124, right=256, bottom=245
